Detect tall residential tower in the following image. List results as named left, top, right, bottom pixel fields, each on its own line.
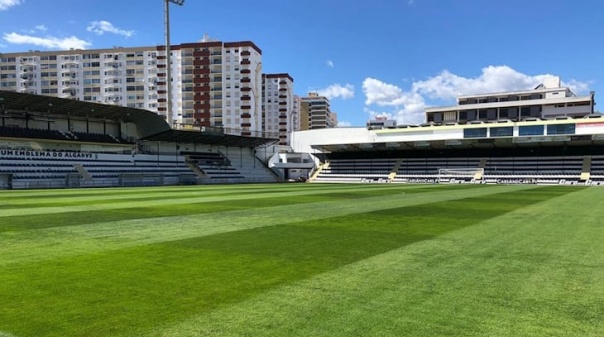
left=262, top=73, right=298, bottom=144
left=0, top=39, right=265, bottom=136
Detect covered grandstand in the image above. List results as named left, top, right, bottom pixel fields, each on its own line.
left=290, top=118, right=604, bottom=186
left=0, top=91, right=281, bottom=189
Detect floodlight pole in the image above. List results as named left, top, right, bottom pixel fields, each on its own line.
left=164, top=0, right=184, bottom=129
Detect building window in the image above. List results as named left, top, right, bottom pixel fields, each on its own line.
left=518, top=125, right=544, bottom=136
left=547, top=124, right=575, bottom=135
left=490, top=126, right=513, bottom=137
left=463, top=128, right=487, bottom=138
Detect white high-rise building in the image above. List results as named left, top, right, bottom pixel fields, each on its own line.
left=0, top=40, right=264, bottom=136
left=262, top=73, right=298, bottom=145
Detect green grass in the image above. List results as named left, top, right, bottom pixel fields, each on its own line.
left=0, top=183, right=603, bottom=337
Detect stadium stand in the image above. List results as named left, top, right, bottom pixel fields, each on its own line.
left=309, top=145, right=604, bottom=186
left=0, top=91, right=280, bottom=189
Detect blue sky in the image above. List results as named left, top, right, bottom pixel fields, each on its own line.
left=0, top=0, right=602, bottom=126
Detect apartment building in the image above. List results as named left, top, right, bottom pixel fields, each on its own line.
left=425, top=77, right=596, bottom=124
left=0, top=47, right=159, bottom=109
left=0, top=39, right=264, bottom=136
left=262, top=73, right=298, bottom=145
left=299, top=92, right=335, bottom=130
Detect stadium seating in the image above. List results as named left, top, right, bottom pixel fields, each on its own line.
left=183, top=151, right=244, bottom=182
left=225, top=148, right=280, bottom=183
left=0, top=151, right=196, bottom=189
left=314, top=158, right=395, bottom=183
left=312, top=155, right=586, bottom=185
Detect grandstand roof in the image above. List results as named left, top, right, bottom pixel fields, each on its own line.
left=0, top=90, right=170, bottom=137
left=141, top=129, right=278, bottom=148
left=312, top=136, right=600, bottom=153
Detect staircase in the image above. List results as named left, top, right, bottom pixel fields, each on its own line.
left=580, top=156, right=592, bottom=181
left=73, top=164, right=92, bottom=181
left=388, top=159, right=403, bottom=182
left=474, top=158, right=487, bottom=180
left=309, top=162, right=329, bottom=182
left=184, top=156, right=206, bottom=178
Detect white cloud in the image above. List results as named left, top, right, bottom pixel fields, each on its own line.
left=412, top=66, right=560, bottom=100
left=337, top=121, right=352, bottom=127
left=564, top=79, right=591, bottom=95
left=0, top=0, right=22, bottom=11
left=326, top=60, right=334, bottom=68
left=3, top=32, right=91, bottom=49
left=362, top=66, right=591, bottom=125
left=317, top=83, right=355, bottom=100
left=34, top=25, right=47, bottom=32
left=87, top=20, right=134, bottom=37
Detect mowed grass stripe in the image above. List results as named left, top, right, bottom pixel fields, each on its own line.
left=0, top=183, right=309, bottom=198
left=0, top=183, right=451, bottom=216
left=0, top=182, right=438, bottom=201
left=0, top=185, right=538, bottom=267
left=0, top=186, right=575, bottom=337
left=0, top=184, right=478, bottom=232
left=146, top=187, right=603, bottom=337
left=0, top=183, right=428, bottom=208
left=0, top=188, right=433, bottom=233
left=0, top=184, right=480, bottom=211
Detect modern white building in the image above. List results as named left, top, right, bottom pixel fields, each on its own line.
left=425, top=77, right=595, bottom=124
left=0, top=39, right=265, bottom=137
left=262, top=73, right=298, bottom=145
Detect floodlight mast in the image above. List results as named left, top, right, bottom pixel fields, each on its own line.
left=164, top=0, right=184, bottom=128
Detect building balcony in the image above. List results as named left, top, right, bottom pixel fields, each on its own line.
left=18, top=88, right=37, bottom=95
left=241, top=50, right=251, bottom=56
left=62, top=60, right=79, bottom=67
left=104, top=71, right=121, bottom=78
left=20, top=59, right=37, bottom=66
left=241, top=59, right=251, bottom=65
left=20, top=81, right=36, bottom=88
left=62, top=81, right=79, bottom=88
left=241, top=78, right=251, bottom=83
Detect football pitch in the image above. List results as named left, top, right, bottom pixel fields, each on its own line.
left=1, top=183, right=603, bottom=337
